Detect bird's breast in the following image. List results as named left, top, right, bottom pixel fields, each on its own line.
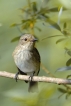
left=13, top=49, right=37, bottom=73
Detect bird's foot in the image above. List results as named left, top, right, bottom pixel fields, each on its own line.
left=29, top=74, right=33, bottom=82
left=15, top=72, right=19, bottom=82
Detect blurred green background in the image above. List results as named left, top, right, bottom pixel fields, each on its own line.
left=0, top=0, right=71, bottom=106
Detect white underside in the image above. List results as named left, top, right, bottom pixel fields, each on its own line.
left=14, top=49, right=37, bottom=74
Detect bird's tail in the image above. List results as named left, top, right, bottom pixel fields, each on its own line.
left=28, top=81, right=38, bottom=92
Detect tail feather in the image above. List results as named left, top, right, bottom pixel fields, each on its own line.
left=28, top=81, right=38, bottom=92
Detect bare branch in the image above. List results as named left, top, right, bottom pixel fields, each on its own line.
left=0, top=71, right=71, bottom=85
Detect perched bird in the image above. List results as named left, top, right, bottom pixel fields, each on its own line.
left=13, top=34, right=40, bottom=92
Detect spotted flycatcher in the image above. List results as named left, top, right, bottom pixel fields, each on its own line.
left=13, top=34, right=40, bottom=92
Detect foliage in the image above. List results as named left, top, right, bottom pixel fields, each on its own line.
left=11, top=0, right=71, bottom=48
left=58, top=86, right=71, bottom=99
left=11, top=0, right=65, bottom=42
left=10, top=0, right=71, bottom=100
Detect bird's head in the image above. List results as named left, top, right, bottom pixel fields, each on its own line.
left=19, top=34, right=38, bottom=50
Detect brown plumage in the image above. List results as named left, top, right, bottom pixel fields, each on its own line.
left=13, top=34, right=40, bottom=92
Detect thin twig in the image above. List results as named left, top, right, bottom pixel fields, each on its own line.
left=0, top=71, right=71, bottom=85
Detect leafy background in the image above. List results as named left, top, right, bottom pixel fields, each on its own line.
left=0, top=0, right=71, bottom=106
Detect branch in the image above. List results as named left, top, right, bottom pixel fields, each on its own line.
left=0, top=71, right=71, bottom=84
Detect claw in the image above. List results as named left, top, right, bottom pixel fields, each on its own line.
left=15, top=72, right=19, bottom=82
left=29, top=72, right=35, bottom=82
left=29, top=74, right=33, bottom=82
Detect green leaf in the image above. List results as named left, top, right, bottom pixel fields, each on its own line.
left=10, top=23, right=17, bottom=27
left=62, top=30, right=68, bottom=36
left=46, top=18, right=61, bottom=31
left=48, top=7, right=58, bottom=12
left=41, top=14, right=49, bottom=18
left=58, top=88, right=66, bottom=93
left=11, top=36, right=20, bottom=42
left=39, top=14, right=61, bottom=31
left=21, top=20, right=27, bottom=23
left=32, top=2, right=37, bottom=12
left=21, top=22, right=30, bottom=30
left=67, top=51, right=71, bottom=56
left=66, top=58, right=71, bottom=66
left=63, top=22, right=67, bottom=29
left=35, top=26, right=41, bottom=31
left=58, top=7, right=63, bottom=18
left=65, top=47, right=69, bottom=51
left=27, top=0, right=31, bottom=9
left=56, top=66, right=71, bottom=72
left=48, top=7, right=67, bottom=12
left=56, top=38, right=66, bottom=44
left=39, top=7, right=48, bottom=14
left=65, top=48, right=71, bottom=56
left=37, top=14, right=49, bottom=20
left=21, top=19, right=30, bottom=23
left=42, top=35, right=62, bottom=40
left=66, top=93, right=71, bottom=99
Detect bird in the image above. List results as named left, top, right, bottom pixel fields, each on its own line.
left=12, top=34, right=40, bottom=92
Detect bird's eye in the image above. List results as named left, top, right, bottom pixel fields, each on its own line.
left=24, top=38, right=27, bottom=41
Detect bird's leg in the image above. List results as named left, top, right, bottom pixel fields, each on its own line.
left=29, top=71, right=35, bottom=82
left=15, top=71, right=19, bottom=82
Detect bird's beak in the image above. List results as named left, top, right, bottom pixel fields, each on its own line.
left=31, top=38, right=38, bottom=42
